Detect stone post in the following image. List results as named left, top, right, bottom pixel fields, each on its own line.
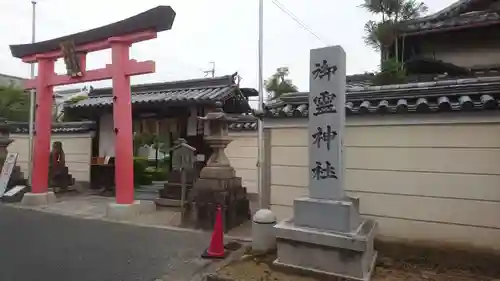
left=273, top=46, right=378, bottom=281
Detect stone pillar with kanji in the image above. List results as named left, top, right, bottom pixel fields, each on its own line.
left=273, top=46, right=378, bottom=281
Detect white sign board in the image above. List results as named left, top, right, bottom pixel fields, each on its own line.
left=0, top=153, right=18, bottom=197
left=3, top=185, right=26, bottom=197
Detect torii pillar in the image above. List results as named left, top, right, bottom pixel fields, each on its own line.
left=9, top=6, right=176, bottom=213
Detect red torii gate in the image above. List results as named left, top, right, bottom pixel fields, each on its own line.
left=10, top=6, right=176, bottom=205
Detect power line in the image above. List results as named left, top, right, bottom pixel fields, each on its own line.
left=270, top=0, right=329, bottom=46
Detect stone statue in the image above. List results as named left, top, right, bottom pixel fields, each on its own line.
left=49, top=141, right=74, bottom=192
left=50, top=141, right=65, bottom=168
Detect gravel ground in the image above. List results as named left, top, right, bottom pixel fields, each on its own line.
left=0, top=205, right=215, bottom=281
left=214, top=248, right=500, bottom=281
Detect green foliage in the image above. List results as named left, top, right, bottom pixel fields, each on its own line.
left=360, top=0, right=428, bottom=54
left=133, top=132, right=155, bottom=155
left=133, top=132, right=170, bottom=160
left=145, top=166, right=168, bottom=181
left=133, top=157, right=152, bottom=187
left=372, top=58, right=407, bottom=85
left=363, top=20, right=397, bottom=52
left=264, top=67, right=298, bottom=100
left=0, top=86, right=30, bottom=122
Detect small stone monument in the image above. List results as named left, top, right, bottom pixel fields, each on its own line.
left=157, top=139, right=199, bottom=207
left=274, top=46, right=377, bottom=281
left=168, top=138, right=196, bottom=220
left=189, top=102, right=251, bottom=231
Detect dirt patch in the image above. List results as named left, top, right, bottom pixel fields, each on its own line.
left=375, top=240, right=500, bottom=278
left=211, top=248, right=500, bottom=281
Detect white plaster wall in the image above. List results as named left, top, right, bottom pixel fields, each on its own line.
left=227, top=132, right=258, bottom=195
left=8, top=132, right=94, bottom=182
left=266, top=113, right=500, bottom=251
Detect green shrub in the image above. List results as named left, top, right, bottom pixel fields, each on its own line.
left=133, top=157, right=152, bottom=187
left=145, top=166, right=168, bottom=181
left=371, top=58, right=407, bottom=86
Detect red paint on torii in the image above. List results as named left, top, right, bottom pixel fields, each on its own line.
left=23, top=30, right=157, bottom=204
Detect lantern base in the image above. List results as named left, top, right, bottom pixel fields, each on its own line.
left=189, top=175, right=251, bottom=231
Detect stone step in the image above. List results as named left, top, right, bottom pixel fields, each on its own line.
left=134, top=189, right=159, bottom=201
left=138, top=184, right=164, bottom=191
left=152, top=180, right=168, bottom=185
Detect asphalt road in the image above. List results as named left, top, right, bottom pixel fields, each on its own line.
left=0, top=205, right=212, bottom=281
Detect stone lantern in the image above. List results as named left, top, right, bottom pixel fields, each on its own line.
left=189, top=102, right=253, bottom=231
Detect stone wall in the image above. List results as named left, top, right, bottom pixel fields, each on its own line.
left=8, top=132, right=94, bottom=183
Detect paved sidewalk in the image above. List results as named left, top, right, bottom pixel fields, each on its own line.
left=8, top=193, right=253, bottom=238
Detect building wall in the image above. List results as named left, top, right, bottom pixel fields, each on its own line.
left=265, top=113, right=500, bottom=251
left=8, top=132, right=94, bottom=182
left=227, top=132, right=258, bottom=195
left=420, top=36, right=500, bottom=69
left=99, top=114, right=115, bottom=157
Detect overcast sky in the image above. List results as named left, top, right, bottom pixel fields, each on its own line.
left=1, top=0, right=455, bottom=93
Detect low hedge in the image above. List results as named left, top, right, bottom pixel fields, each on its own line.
left=133, top=157, right=152, bottom=187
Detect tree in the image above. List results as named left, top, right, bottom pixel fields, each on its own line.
left=0, top=86, right=30, bottom=121
left=360, top=0, right=427, bottom=85
left=264, top=67, right=298, bottom=100
left=361, top=0, right=428, bottom=61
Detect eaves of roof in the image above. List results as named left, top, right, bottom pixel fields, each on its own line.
left=401, top=10, right=500, bottom=35
left=65, top=74, right=248, bottom=109
left=7, top=121, right=96, bottom=134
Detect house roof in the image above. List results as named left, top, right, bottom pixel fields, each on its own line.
left=65, top=73, right=253, bottom=112
left=0, top=73, right=26, bottom=81
left=416, top=0, right=478, bottom=21
left=401, top=10, right=500, bottom=35
left=264, top=76, right=500, bottom=118
left=398, top=0, right=500, bottom=35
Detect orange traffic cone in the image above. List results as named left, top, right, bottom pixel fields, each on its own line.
left=201, top=205, right=226, bottom=259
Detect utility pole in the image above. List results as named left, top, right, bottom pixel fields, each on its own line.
left=28, top=0, right=37, bottom=186
left=203, top=61, right=215, bottom=78
left=257, top=0, right=265, bottom=208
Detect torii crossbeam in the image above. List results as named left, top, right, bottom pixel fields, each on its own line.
left=10, top=6, right=176, bottom=205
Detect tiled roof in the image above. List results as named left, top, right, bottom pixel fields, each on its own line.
left=264, top=76, right=500, bottom=118
left=396, top=0, right=500, bottom=35
left=66, top=74, right=250, bottom=110
left=416, top=0, right=476, bottom=22
left=228, top=121, right=258, bottom=131
left=7, top=121, right=96, bottom=134
left=402, top=10, right=500, bottom=34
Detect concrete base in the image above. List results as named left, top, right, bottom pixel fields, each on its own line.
left=105, top=200, right=156, bottom=221
left=154, top=198, right=184, bottom=207
left=274, top=218, right=377, bottom=281
left=294, top=197, right=361, bottom=233
left=21, top=192, right=57, bottom=206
